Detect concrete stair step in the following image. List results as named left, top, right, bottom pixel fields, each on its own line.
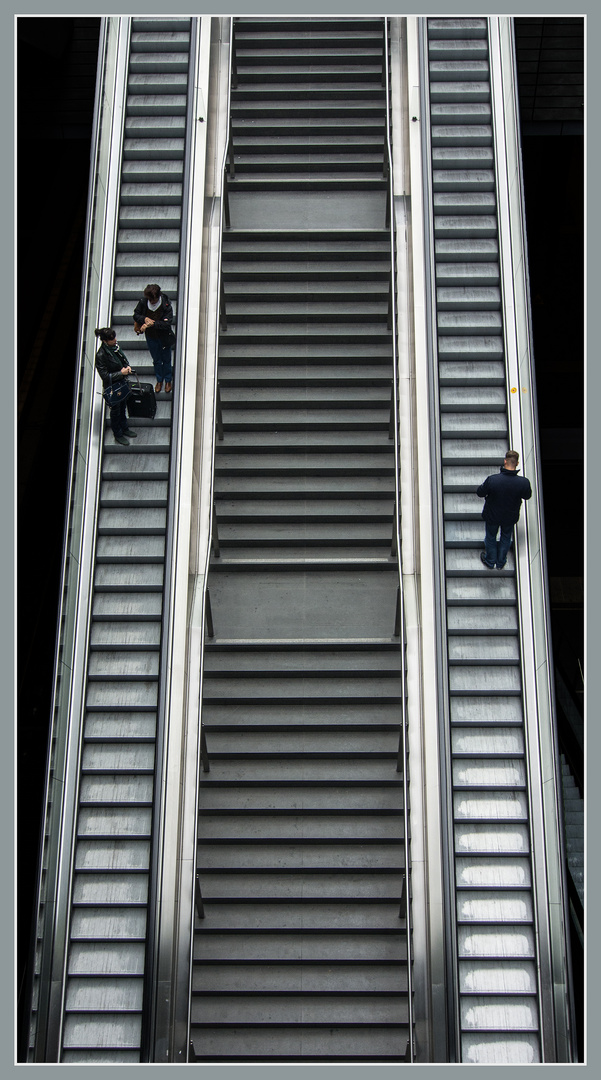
left=129, top=54, right=189, bottom=74
left=202, top=701, right=401, bottom=728
left=226, top=175, right=387, bottom=189
left=440, top=412, right=507, bottom=434
left=218, top=366, right=393, bottom=384
left=433, top=170, right=495, bottom=191
left=218, top=324, right=391, bottom=344
left=432, top=147, right=494, bottom=169
left=438, top=337, right=504, bottom=360
left=201, top=712, right=399, bottom=738
left=192, top=930, right=405, bottom=959
left=223, top=281, right=388, bottom=298
left=440, top=438, right=510, bottom=462
left=230, top=85, right=385, bottom=101
left=442, top=462, right=506, bottom=487
left=428, top=81, right=490, bottom=104
left=130, top=32, right=190, bottom=53
left=119, top=183, right=183, bottom=205
left=190, top=958, right=405, bottom=990
left=220, top=386, right=390, bottom=403
left=197, top=783, right=404, bottom=812
left=446, top=606, right=519, bottom=633
left=126, top=93, right=187, bottom=115
left=439, top=361, right=505, bottom=385
left=446, top=576, right=517, bottom=605
left=214, top=453, right=394, bottom=472
left=118, top=205, right=182, bottom=226
left=223, top=305, right=388, bottom=320
left=232, top=118, right=386, bottom=136
left=230, top=103, right=386, bottom=120
left=434, top=216, right=497, bottom=239
left=437, top=286, right=500, bottom=310
left=431, top=124, right=492, bottom=146
left=450, top=696, right=523, bottom=725
left=235, top=67, right=383, bottom=83
left=428, top=18, right=488, bottom=40
left=429, top=39, right=489, bottom=60
left=127, top=73, right=188, bottom=94
left=434, top=192, right=496, bottom=214
left=430, top=102, right=491, bottom=123
left=445, top=548, right=515, bottom=574
left=216, top=430, right=393, bottom=446
left=125, top=115, right=186, bottom=136
left=436, top=262, right=499, bottom=285
left=194, top=760, right=403, bottom=783
left=429, top=61, right=490, bottom=82
left=440, top=385, right=506, bottom=408
left=197, top=814, right=403, bottom=841
left=122, top=160, right=184, bottom=182
left=192, top=991, right=406, bottom=1022
left=190, top=1024, right=408, bottom=1062
left=213, top=498, right=394, bottom=519
left=122, top=138, right=185, bottom=160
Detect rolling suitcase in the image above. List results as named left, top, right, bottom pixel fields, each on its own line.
left=126, top=370, right=157, bottom=420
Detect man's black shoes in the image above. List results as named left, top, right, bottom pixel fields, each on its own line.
left=480, top=551, right=495, bottom=570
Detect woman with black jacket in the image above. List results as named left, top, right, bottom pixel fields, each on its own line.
left=133, top=283, right=175, bottom=394
left=95, top=327, right=138, bottom=446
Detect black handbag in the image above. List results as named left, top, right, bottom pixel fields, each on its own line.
left=102, top=373, right=132, bottom=408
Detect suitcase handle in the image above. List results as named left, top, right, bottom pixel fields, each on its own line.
left=127, top=368, right=141, bottom=390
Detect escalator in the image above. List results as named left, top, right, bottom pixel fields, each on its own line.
left=424, top=16, right=554, bottom=1063
left=190, top=16, right=412, bottom=1064
left=30, top=18, right=194, bottom=1062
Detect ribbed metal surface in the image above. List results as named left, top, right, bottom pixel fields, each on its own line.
left=191, top=16, right=410, bottom=1064
left=60, top=18, right=192, bottom=1063
left=426, top=17, right=541, bottom=1064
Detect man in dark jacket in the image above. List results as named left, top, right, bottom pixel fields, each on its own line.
left=476, top=450, right=532, bottom=569
left=133, top=283, right=175, bottom=394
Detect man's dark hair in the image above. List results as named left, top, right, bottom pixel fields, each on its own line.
left=144, top=284, right=161, bottom=301
left=505, top=450, right=519, bottom=467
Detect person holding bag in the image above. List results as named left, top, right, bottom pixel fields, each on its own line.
left=94, top=327, right=138, bottom=446
left=133, top=283, right=175, bottom=394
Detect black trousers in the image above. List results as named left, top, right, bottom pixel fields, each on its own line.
left=109, top=399, right=128, bottom=436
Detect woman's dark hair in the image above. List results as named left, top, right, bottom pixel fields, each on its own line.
left=143, top=284, right=161, bottom=301
left=94, top=327, right=117, bottom=342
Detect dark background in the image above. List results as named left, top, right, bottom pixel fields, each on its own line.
left=16, top=15, right=585, bottom=1057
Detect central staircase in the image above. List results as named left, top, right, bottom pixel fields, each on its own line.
left=190, top=17, right=411, bottom=1063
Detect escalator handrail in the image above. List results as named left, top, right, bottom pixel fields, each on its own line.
left=384, top=17, right=414, bottom=1060
left=184, top=15, right=235, bottom=1059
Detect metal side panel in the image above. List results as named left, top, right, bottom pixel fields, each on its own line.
left=420, top=15, right=573, bottom=1065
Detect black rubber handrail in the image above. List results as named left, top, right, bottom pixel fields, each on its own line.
left=383, top=16, right=414, bottom=1059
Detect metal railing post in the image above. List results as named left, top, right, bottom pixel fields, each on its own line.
left=219, top=276, right=227, bottom=330
left=388, top=384, right=395, bottom=439
left=194, top=875, right=205, bottom=918
left=205, top=588, right=214, bottom=638
left=211, top=505, right=220, bottom=557
left=224, top=170, right=231, bottom=228
left=216, top=384, right=224, bottom=441
left=200, top=730, right=210, bottom=773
